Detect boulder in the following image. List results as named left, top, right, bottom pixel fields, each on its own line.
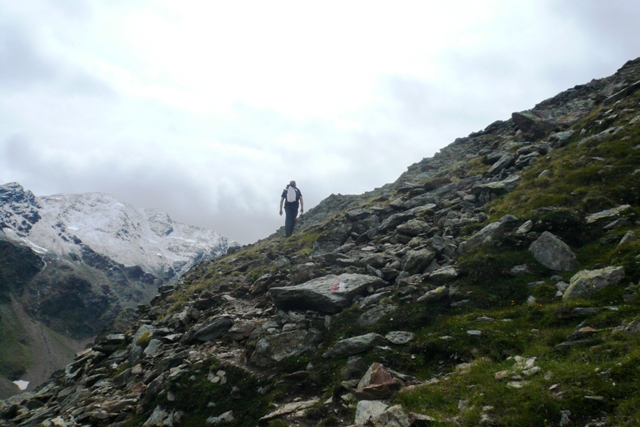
left=459, top=221, right=507, bottom=253
left=378, top=213, right=416, bottom=232
left=143, top=339, right=162, bottom=357
left=322, top=333, right=386, bottom=359
left=396, top=219, right=430, bottom=236
left=402, top=249, right=436, bottom=274
left=193, top=316, right=234, bottom=341
left=563, top=266, right=625, bottom=300
left=369, top=405, right=411, bottom=427
left=358, top=304, right=397, bottom=327
left=227, top=320, right=258, bottom=341
left=289, top=262, right=320, bottom=285
left=355, top=363, right=402, bottom=400
left=529, top=232, right=579, bottom=271
left=428, top=266, right=459, bottom=283
left=269, top=273, right=384, bottom=314
left=487, top=154, right=514, bottom=175
left=354, top=400, right=389, bottom=426
left=512, top=110, right=553, bottom=139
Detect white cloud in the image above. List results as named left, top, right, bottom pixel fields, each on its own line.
left=1, top=0, right=640, bottom=243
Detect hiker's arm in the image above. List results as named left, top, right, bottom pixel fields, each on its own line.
left=279, top=198, right=284, bottom=215
left=300, top=196, right=304, bottom=214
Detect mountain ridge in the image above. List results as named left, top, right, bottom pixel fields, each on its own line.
left=2, top=58, right=640, bottom=426
left=0, top=184, right=235, bottom=398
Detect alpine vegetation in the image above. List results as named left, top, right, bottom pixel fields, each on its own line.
left=2, top=58, right=640, bottom=426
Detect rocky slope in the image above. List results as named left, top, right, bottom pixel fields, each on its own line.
left=2, top=58, right=640, bottom=426
left=0, top=186, right=235, bottom=398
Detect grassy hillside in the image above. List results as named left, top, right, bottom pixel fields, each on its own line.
left=2, top=59, right=639, bottom=427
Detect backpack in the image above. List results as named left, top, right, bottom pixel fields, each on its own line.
left=286, top=185, right=299, bottom=203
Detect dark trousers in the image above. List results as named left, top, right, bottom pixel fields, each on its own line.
left=284, top=204, right=299, bottom=237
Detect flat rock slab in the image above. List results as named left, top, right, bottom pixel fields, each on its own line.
left=563, top=266, right=625, bottom=301
left=585, top=205, right=631, bottom=224
left=259, top=398, right=319, bottom=422
left=269, top=273, right=384, bottom=314
left=385, top=331, right=414, bottom=345
left=194, top=316, right=234, bottom=341
left=323, top=332, right=386, bottom=359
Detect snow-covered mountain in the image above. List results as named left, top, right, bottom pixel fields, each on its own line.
left=0, top=182, right=235, bottom=280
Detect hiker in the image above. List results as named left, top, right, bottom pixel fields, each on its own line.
left=279, top=180, right=303, bottom=237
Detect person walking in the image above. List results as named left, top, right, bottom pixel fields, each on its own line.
left=279, top=180, right=303, bottom=237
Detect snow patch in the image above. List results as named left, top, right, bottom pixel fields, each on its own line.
left=27, top=241, right=49, bottom=254
left=13, top=380, right=29, bottom=390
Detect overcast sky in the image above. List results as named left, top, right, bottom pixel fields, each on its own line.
left=1, top=1, right=640, bottom=244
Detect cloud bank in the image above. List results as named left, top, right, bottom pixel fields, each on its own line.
left=1, top=0, right=639, bottom=243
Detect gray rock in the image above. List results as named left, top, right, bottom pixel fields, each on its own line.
left=322, top=332, right=386, bottom=358
left=385, top=331, right=414, bottom=344
left=516, top=220, right=533, bottom=235
left=379, top=212, right=415, bottom=232
left=485, top=151, right=509, bottom=164
left=396, top=219, right=430, bottom=236
left=142, top=405, right=172, bottom=427
left=269, top=273, right=384, bottom=314
left=143, top=339, right=163, bottom=357
left=358, top=253, right=387, bottom=269
left=618, top=230, right=636, bottom=246
left=346, top=209, right=375, bottom=221
left=585, top=205, right=631, bottom=224
left=472, top=175, right=521, bottom=195
left=487, top=154, right=514, bottom=175
left=206, top=410, right=234, bottom=425
left=227, top=321, right=258, bottom=341
left=132, top=324, right=155, bottom=345
left=603, top=218, right=629, bottom=230
left=194, top=316, right=234, bottom=341
left=529, top=232, right=578, bottom=271
left=428, top=266, right=459, bottom=283
left=512, top=110, right=553, bottom=139
left=370, top=404, right=411, bottom=427
left=563, top=266, right=625, bottom=300
left=402, top=248, right=436, bottom=274
left=550, top=130, right=574, bottom=145
left=354, top=400, right=389, bottom=426
left=358, top=304, right=397, bottom=327
left=459, top=221, right=507, bottom=252
left=250, top=329, right=323, bottom=367
left=417, top=286, right=447, bottom=303
left=358, top=291, right=392, bottom=308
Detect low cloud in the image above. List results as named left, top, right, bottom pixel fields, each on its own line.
left=0, top=22, right=58, bottom=88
